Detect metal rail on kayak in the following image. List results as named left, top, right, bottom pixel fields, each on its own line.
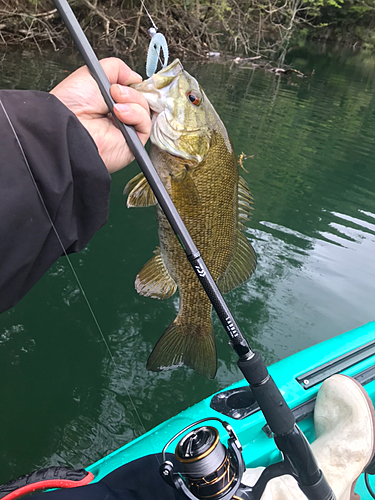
left=51, top=1, right=336, bottom=498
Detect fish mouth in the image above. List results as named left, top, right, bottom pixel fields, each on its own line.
left=136, top=59, right=184, bottom=90
left=131, top=59, right=186, bottom=114
left=131, top=59, right=181, bottom=91
left=150, top=59, right=184, bottom=89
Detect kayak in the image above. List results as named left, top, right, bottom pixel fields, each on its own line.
left=84, top=321, right=375, bottom=498
left=1, top=321, right=374, bottom=500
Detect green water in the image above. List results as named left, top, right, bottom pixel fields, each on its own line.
left=1, top=44, right=375, bottom=483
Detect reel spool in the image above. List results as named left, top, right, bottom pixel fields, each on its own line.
left=160, top=418, right=245, bottom=500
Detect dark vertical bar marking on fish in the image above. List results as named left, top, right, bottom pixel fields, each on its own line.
left=51, top=5, right=335, bottom=499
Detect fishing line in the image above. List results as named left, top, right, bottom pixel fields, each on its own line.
left=0, top=98, right=152, bottom=446
left=139, top=0, right=157, bottom=30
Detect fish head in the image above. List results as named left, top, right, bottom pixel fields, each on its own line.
left=132, top=59, right=231, bottom=163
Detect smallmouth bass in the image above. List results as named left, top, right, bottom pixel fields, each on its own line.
left=126, top=59, right=256, bottom=379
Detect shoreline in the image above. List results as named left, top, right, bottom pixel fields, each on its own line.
left=1, top=0, right=375, bottom=57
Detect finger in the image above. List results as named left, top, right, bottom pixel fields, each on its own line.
left=99, top=57, right=143, bottom=87
left=112, top=103, right=152, bottom=142
left=110, top=84, right=150, bottom=115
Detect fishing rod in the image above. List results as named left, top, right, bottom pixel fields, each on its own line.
left=51, top=1, right=335, bottom=498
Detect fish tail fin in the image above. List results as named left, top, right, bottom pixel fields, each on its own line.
left=146, top=321, right=217, bottom=379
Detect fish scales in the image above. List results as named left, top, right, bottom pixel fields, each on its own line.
left=156, top=132, right=237, bottom=279
left=126, top=60, right=256, bottom=378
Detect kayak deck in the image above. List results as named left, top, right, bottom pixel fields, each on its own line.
left=87, top=321, right=375, bottom=498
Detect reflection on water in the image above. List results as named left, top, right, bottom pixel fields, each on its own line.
left=0, top=44, right=375, bottom=482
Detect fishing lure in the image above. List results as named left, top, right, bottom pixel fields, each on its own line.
left=146, top=27, right=169, bottom=77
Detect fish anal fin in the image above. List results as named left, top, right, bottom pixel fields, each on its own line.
left=124, top=172, right=157, bottom=208
left=147, top=321, right=217, bottom=379
left=135, top=248, right=177, bottom=299
left=217, top=231, right=257, bottom=294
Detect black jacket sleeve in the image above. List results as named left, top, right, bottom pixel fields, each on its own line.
left=19, top=454, right=180, bottom=500
left=0, top=90, right=111, bottom=313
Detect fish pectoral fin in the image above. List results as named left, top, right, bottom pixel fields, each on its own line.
left=170, top=169, right=202, bottom=215
left=135, top=248, right=177, bottom=299
left=217, top=231, right=257, bottom=293
left=147, top=321, right=217, bottom=379
left=124, top=172, right=157, bottom=207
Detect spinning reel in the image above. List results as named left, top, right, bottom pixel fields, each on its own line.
left=160, top=417, right=251, bottom=500
left=159, top=416, right=336, bottom=500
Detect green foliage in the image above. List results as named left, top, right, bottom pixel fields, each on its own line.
left=318, top=0, right=375, bottom=27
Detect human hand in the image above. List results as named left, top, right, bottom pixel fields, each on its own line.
left=50, top=57, right=151, bottom=174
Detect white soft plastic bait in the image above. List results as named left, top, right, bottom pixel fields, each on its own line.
left=146, top=30, right=169, bottom=77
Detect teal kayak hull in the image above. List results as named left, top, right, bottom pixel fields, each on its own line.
left=87, top=321, right=375, bottom=498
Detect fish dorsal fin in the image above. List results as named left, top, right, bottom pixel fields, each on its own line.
left=135, top=248, right=177, bottom=299
left=217, top=231, right=257, bottom=294
left=170, top=168, right=202, bottom=216
left=124, top=172, right=157, bottom=207
left=238, top=176, right=254, bottom=229
left=218, top=176, right=256, bottom=293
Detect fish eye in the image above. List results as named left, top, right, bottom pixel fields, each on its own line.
left=187, top=90, right=201, bottom=106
